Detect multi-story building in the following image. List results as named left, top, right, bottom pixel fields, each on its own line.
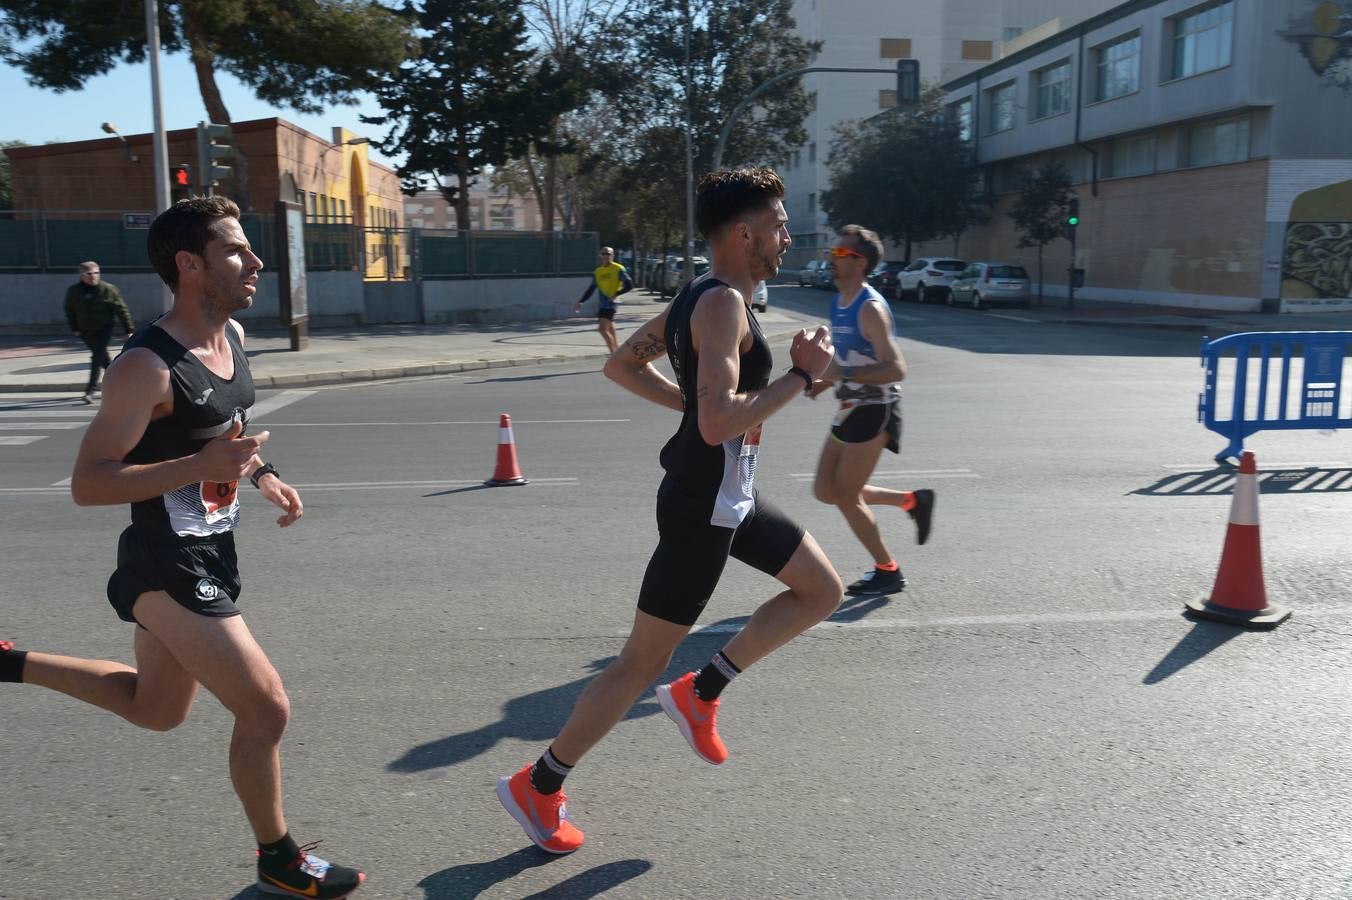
left=929, top=0, right=1352, bottom=311
left=402, top=179, right=543, bottom=233
left=782, top=0, right=1124, bottom=262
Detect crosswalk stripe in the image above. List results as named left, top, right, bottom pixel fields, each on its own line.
left=0, top=436, right=46, bottom=446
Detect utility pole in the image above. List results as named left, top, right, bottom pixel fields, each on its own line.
left=682, top=2, right=695, bottom=285
left=145, top=0, right=172, bottom=312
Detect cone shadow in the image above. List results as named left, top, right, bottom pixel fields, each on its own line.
left=1143, top=620, right=1245, bottom=684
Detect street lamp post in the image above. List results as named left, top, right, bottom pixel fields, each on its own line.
left=682, top=2, right=695, bottom=286
left=144, top=0, right=172, bottom=311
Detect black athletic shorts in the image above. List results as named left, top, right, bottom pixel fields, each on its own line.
left=106, top=526, right=243, bottom=625
left=831, top=399, right=901, bottom=454
left=636, top=487, right=806, bottom=627
left=597, top=307, right=616, bottom=321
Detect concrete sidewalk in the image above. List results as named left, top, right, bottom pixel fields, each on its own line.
left=6, top=287, right=1352, bottom=394
left=0, top=290, right=815, bottom=393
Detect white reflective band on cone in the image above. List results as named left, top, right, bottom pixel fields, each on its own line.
left=1229, top=472, right=1259, bottom=526
left=499, top=427, right=513, bottom=443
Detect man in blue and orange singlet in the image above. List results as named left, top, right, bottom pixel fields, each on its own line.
left=573, top=246, right=633, bottom=352
left=809, top=224, right=935, bottom=598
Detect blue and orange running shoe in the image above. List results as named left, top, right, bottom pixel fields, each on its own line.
left=256, top=841, right=365, bottom=898
left=657, top=672, right=728, bottom=765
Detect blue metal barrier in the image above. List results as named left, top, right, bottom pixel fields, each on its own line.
left=1198, top=331, right=1352, bottom=464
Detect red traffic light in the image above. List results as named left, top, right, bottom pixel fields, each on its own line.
left=171, top=165, right=191, bottom=187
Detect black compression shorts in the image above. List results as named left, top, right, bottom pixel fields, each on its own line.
left=106, top=526, right=242, bottom=625
left=597, top=307, right=616, bottom=321
left=636, top=488, right=805, bottom=627
left=831, top=399, right=901, bottom=454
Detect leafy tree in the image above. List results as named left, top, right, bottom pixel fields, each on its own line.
left=821, top=87, right=980, bottom=262
left=1009, top=162, right=1074, bottom=306
left=364, top=0, right=582, bottom=230
left=0, top=140, right=29, bottom=209
left=0, top=0, right=414, bottom=210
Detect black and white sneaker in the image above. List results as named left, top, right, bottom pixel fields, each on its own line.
left=257, top=841, right=365, bottom=898
left=908, top=489, right=935, bottom=545
left=845, top=567, right=906, bottom=597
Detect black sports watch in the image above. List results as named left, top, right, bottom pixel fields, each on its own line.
left=249, top=462, right=279, bottom=489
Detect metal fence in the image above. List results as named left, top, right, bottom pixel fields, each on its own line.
left=0, top=211, right=596, bottom=280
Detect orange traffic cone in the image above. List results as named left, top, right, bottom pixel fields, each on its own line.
left=1184, top=449, right=1290, bottom=629
left=485, top=413, right=529, bottom=486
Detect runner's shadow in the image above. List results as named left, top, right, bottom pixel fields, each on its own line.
left=388, top=656, right=661, bottom=773
left=1143, top=620, right=1244, bottom=684
left=418, top=853, right=651, bottom=899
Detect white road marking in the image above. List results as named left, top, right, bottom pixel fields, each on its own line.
left=0, top=422, right=84, bottom=430
left=0, top=409, right=97, bottom=418
left=1160, top=461, right=1349, bottom=470
left=985, top=313, right=1040, bottom=323
left=790, top=468, right=980, bottom=480
left=261, top=418, right=631, bottom=427
left=249, top=390, right=318, bottom=420
left=0, top=436, right=45, bottom=446
left=0, top=476, right=582, bottom=496
left=50, top=477, right=71, bottom=487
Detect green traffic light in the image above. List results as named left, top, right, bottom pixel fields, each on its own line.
left=1067, top=216, right=1079, bottom=226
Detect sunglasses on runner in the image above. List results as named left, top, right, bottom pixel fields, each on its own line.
left=829, top=246, right=866, bottom=259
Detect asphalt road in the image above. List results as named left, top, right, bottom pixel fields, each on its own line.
left=4, top=286, right=1352, bottom=899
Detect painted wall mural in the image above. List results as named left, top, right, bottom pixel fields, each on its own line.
left=1280, top=1, right=1352, bottom=88
left=1284, top=222, right=1352, bottom=299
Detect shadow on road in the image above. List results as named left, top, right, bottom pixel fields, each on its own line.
left=1131, top=466, right=1352, bottom=497
left=1142, top=619, right=1245, bottom=684
left=464, top=368, right=601, bottom=385
left=417, top=851, right=652, bottom=899
left=389, top=599, right=893, bottom=774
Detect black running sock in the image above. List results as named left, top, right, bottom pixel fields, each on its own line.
left=258, top=833, right=301, bottom=867
left=692, top=650, right=742, bottom=702
left=0, top=647, right=26, bottom=683
left=530, top=747, right=573, bottom=795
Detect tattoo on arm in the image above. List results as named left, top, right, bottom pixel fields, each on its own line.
left=696, top=386, right=708, bottom=399
left=631, top=330, right=666, bottom=360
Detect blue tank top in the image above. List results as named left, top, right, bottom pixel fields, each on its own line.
left=830, top=285, right=899, bottom=405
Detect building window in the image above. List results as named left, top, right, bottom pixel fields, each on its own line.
left=1033, top=60, right=1072, bottom=119
left=1187, top=115, right=1249, bottom=167
left=793, top=149, right=801, bottom=168
left=308, top=192, right=318, bottom=218
left=948, top=97, right=973, bottom=142
left=1104, top=135, right=1156, bottom=178
left=809, top=142, right=817, bottom=163
left=1095, top=33, right=1141, bottom=100
left=319, top=195, right=329, bottom=221
left=880, top=38, right=912, bottom=59
left=1172, top=0, right=1233, bottom=79
left=338, top=199, right=346, bottom=220
left=807, top=91, right=817, bottom=112
left=807, top=192, right=815, bottom=214
left=986, top=81, right=1016, bottom=133
left=879, top=89, right=897, bottom=108
left=962, top=40, right=994, bottom=61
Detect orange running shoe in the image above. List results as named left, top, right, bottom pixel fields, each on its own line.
left=496, top=764, right=585, bottom=854
left=657, top=672, right=728, bottom=765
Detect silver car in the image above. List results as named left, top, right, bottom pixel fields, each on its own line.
left=796, top=259, right=826, bottom=287
left=948, top=262, right=1032, bottom=309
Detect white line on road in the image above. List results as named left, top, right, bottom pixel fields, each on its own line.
left=0, top=476, right=582, bottom=496
left=1160, top=461, right=1349, bottom=470
left=789, top=468, right=980, bottom=480
left=0, top=436, right=45, bottom=446
left=249, top=390, right=318, bottom=420
left=50, top=477, right=71, bottom=487
left=985, top=313, right=1041, bottom=323
left=260, top=418, right=632, bottom=427
left=0, top=422, right=84, bottom=430
left=0, top=409, right=97, bottom=418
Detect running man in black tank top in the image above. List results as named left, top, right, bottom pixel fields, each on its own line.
left=498, top=168, right=844, bottom=855
left=0, top=198, right=364, bottom=898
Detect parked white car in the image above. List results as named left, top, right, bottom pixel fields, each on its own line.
left=948, top=262, right=1032, bottom=309
left=751, top=280, right=768, bottom=312
left=897, top=257, right=967, bottom=303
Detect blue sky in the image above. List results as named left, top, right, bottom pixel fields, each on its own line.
left=1, top=54, right=398, bottom=168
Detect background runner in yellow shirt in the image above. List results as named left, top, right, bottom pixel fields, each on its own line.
left=573, top=246, right=633, bottom=352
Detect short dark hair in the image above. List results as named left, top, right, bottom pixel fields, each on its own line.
left=839, top=224, right=882, bottom=271
left=695, top=167, right=785, bottom=239
left=147, top=196, right=241, bottom=290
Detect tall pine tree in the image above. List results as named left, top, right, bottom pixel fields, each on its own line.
left=364, top=0, right=581, bottom=230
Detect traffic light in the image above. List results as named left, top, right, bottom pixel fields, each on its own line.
left=895, top=59, right=920, bottom=106
left=1064, top=197, right=1080, bottom=239
left=170, top=164, right=193, bottom=201
left=196, top=121, right=233, bottom=194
